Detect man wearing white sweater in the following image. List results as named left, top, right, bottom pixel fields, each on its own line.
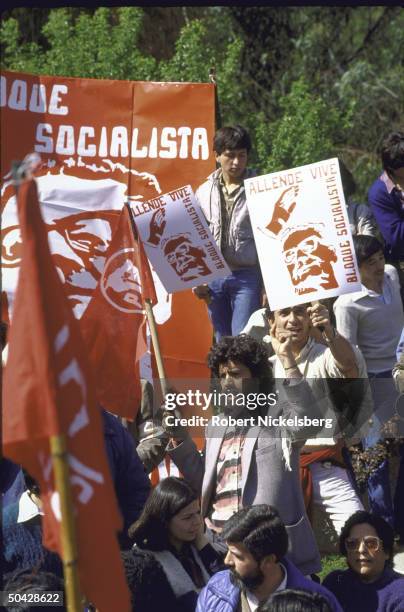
left=334, top=235, right=404, bottom=539
left=267, top=302, right=366, bottom=536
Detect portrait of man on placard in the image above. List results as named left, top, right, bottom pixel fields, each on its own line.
left=281, top=224, right=339, bottom=295
left=162, top=233, right=212, bottom=282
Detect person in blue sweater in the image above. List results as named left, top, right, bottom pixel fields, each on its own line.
left=2, top=472, right=63, bottom=577
left=101, top=409, right=150, bottom=548
left=323, top=510, right=404, bottom=611
left=2, top=410, right=150, bottom=571
left=197, top=505, right=342, bottom=612
left=368, top=131, right=404, bottom=301
left=1, top=458, right=26, bottom=508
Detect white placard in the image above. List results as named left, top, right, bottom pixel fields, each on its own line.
left=245, top=158, right=361, bottom=310
left=132, top=185, right=230, bottom=293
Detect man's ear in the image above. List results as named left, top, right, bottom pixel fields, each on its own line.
left=260, top=553, right=277, bottom=573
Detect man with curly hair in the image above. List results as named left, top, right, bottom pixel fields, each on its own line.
left=164, top=334, right=323, bottom=576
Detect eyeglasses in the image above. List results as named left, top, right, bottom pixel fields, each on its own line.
left=345, top=536, right=382, bottom=552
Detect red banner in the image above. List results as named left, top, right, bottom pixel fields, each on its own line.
left=2, top=179, right=130, bottom=612
left=80, top=206, right=154, bottom=418
left=1, top=70, right=214, bottom=384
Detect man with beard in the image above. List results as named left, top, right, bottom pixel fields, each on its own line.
left=164, top=334, right=325, bottom=576
left=196, top=505, right=342, bottom=612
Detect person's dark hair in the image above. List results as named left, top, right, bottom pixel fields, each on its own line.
left=380, top=131, right=404, bottom=174
left=353, top=234, right=384, bottom=267
left=339, top=510, right=395, bottom=563
left=128, top=476, right=197, bottom=551
left=121, top=548, right=178, bottom=612
left=265, top=303, right=311, bottom=322
left=207, top=335, right=274, bottom=395
left=22, top=469, right=41, bottom=497
left=257, top=588, right=332, bottom=612
left=222, top=505, right=288, bottom=564
left=339, top=159, right=357, bottom=198
left=213, top=125, right=251, bottom=155
left=4, top=569, right=65, bottom=612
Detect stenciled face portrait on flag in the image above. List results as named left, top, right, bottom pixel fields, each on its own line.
left=1, top=71, right=215, bottom=378
left=2, top=179, right=132, bottom=612
left=245, top=158, right=362, bottom=310
left=134, top=185, right=230, bottom=293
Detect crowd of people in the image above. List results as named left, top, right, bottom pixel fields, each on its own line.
left=2, top=127, right=404, bottom=611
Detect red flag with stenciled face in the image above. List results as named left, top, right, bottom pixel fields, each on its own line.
left=80, top=204, right=156, bottom=419
left=2, top=179, right=130, bottom=612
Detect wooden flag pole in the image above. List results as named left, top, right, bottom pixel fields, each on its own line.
left=124, top=202, right=169, bottom=397
left=11, top=162, right=81, bottom=611
left=144, top=298, right=169, bottom=396
left=50, top=435, right=82, bottom=612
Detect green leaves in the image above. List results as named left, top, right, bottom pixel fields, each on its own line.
left=255, top=79, right=341, bottom=174
left=1, top=17, right=43, bottom=73
left=1, top=6, right=402, bottom=199
left=1, top=8, right=158, bottom=81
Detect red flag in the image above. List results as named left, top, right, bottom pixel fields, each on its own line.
left=80, top=205, right=156, bottom=419
left=2, top=179, right=130, bottom=612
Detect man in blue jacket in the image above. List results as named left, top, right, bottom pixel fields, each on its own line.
left=197, top=505, right=342, bottom=612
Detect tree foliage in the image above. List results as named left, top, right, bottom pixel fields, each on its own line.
left=1, top=6, right=403, bottom=199
left=256, top=79, right=343, bottom=174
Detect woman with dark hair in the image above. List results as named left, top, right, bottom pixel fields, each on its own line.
left=323, top=511, right=404, bottom=611
left=129, top=476, right=222, bottom=611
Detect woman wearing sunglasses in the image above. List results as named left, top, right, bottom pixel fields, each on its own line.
left=323, top=511, right=404, bottom=611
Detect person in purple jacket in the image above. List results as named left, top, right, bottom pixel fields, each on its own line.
left=368, top=131, right=404, bottom=301
left=323, top=510, right=404, bottom=612
left=197, top=505, right=342, bottom=612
